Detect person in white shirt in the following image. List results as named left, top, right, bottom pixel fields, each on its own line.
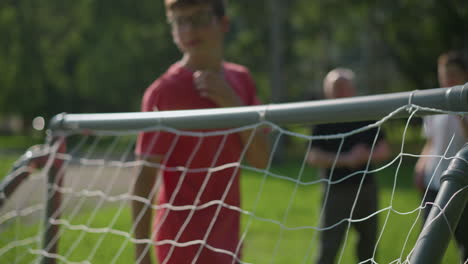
left=414, top=50, right=468, bottom=263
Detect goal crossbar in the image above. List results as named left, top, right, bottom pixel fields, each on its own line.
left=49, top=85, right=468, bottom=132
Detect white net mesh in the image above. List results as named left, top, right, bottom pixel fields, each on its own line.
left=0, top=104, right=466, bottom=264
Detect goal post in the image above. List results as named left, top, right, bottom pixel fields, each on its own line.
left=409, top=143, right=468, bottom=264
left=1, top=84, right=468, bottom=264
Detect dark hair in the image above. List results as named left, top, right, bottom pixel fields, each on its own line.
left=164, top=0, right=226, bottom=18
left=438, top=50, right=468, bottom=72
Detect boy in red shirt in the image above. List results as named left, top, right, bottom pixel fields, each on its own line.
left=132, top=1, right=269, bottom=263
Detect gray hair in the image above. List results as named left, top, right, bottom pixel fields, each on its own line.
left=323, top=68, right=355, bottom=91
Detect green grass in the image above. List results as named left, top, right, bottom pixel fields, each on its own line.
left=0, top=161, right=461, bottom=264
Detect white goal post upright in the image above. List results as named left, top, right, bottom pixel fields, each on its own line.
left=1, top=84, right=467, bottom=264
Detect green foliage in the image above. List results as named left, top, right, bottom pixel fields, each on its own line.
left=0, top=155, right=18, bottom=181
left=0, top=0, right=466, bottom=119
left=0, top=0, right=176, bottom=120
left=371, top=0, right=468, bottom=90
left=0, top=135, right=43, bottom=150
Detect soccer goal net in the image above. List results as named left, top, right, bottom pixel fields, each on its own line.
left=1, top=85, right=467, bottom=264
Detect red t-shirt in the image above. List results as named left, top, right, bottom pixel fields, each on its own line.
left=135, top=62, right=260, bottom=264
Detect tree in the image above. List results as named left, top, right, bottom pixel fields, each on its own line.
left=1, top=0, right=466, bottom=127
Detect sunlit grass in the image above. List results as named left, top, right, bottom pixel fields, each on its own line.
left=0, top=161, right=460, bottom=264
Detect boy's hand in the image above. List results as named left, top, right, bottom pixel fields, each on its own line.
left=193, top=70, right=243, bottom=107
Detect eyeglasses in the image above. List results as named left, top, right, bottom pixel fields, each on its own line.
left=168, top=10, right=216, bottom=30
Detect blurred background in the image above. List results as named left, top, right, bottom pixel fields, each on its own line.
left=0, top=0, right=467, bottom=153
left=0, top=2, right=467, bottom=262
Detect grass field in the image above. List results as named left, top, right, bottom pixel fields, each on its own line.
left=0, top=156, right=461, bottom=264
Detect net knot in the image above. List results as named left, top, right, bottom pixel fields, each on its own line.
left=257, top=105, right=268, bottom=123
left=406, top=90, right=418, bottom=113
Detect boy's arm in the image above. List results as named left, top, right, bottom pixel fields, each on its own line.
left=307, top=140, right=390, bottom=170
left=193, top=70, right=270, bottom=169
left=132, top=155, right=162, bottom=264
left=238, top=130, right=270, bottom=169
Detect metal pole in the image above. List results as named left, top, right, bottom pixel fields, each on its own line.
left=41, top=166, right=60, bottom=264
left=49, top=85, right=468, bottom=132
left=270, top=0, right=285, bottom=162
left=41, top=137, right=65, bottom=264
left=410, top=144, right=468, bottom=264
